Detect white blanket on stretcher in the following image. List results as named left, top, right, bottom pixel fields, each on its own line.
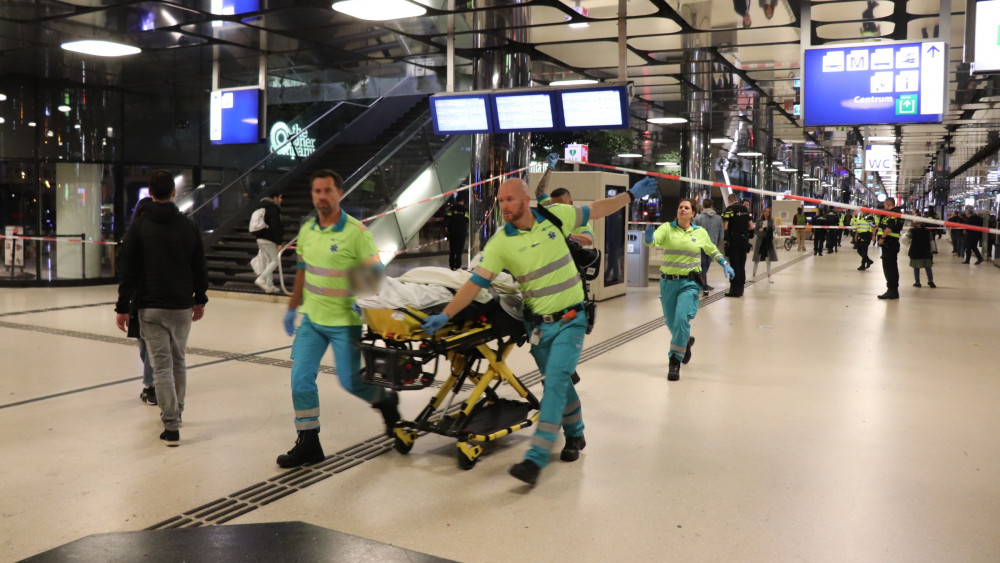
left=355, top=267, right=520, bottom=311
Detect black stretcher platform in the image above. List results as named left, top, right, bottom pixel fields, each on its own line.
left=22, top=521, right=456, bottom=562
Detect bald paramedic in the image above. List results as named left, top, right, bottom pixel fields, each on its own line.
left=421, top=175, right=660, bottom=486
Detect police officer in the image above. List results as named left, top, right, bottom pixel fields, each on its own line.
left=851, top=210, right=875, bottom=270
left=645, top=198, right=734, bottom=381
left=812, top=207, right=828, bottom=256
left=277, top=169, right=400, bottom=468
left=721, top=194, right=753, bottom=297
left=421, top=175, right=660, bottom=487
left=825, top=207, right=841, bottom=254
left=445, top=197, right=470, bottom=270
left=876, top=197, right=905, bottom=300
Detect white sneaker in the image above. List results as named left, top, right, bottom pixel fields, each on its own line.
left=768, top=276, right=774, bottom=283
left=254, top=280, right=270, bottom=291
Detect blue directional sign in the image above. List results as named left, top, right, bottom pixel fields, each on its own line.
left=803, top=41, right=946, bottom=126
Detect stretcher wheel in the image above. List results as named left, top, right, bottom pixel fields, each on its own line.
left=393, top=435, right=413, bottom=455
left=457, top=450, right=477, bottom=470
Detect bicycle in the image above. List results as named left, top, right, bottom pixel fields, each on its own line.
left=783, top=234, right=795, bottom=251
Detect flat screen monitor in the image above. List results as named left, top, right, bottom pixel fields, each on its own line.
left=430, top=94, right=493, bottom=135
left=803, top=41, right=946, bottom=126
left=972, top=0, right=1000, bottom=73
left=491, top=91, right=557, bottom=132
left=209, top=88, right=261, bottom=145
left=558, top=84, right=630, bottom=130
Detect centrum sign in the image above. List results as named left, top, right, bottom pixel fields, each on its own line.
left=270, top=122, right=316, bottom=159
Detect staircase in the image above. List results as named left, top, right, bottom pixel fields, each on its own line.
left=204, top=97, right=433, bottom=291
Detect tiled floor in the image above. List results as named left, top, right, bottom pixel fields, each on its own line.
left=2, top=246, right=999, bottom=562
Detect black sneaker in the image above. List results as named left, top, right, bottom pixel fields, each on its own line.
left=372, top=391, right=400, bottom=437
left=276, top=429, right=325, bottom=468
left=683, top=336, right=695, bottom=365
left=975, top=258, right=984, bottom=265
left=913, top=282, right=921, bottom=287
left=159, top=429, right=179, bottom=447
left=140, top=386, right=157, bottom=406
left=560, top=435, right=587, bottom=462
left=509, top=459, right=541, bottom=486
left=668, top=357, right=681, bottom=381
left=928, top=281, right=936, bottom=288
left=877, top=292, right=899, bottom=300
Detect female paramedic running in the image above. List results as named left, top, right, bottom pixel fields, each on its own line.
left=645, top=198, right=735, bottom=382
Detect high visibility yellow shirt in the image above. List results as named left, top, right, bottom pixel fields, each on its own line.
left=474, top=203, right=589, bottom=315
left=536, top=194, right=594, bottom=239
left=646, top=221, right=724, bottom=274
left=296, top=212, right=379, bottom=326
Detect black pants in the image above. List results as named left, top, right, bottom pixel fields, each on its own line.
left=726, top=238, right=748, bottom=296
left=814, top=230, right=826, bottom=254
left=881, top=237, right=899, bottom=292
left=856, top=232, right=872, bottom=263
left=964, top=238, right=983, bottom=262
left=448, top=232, right=466, bottom=270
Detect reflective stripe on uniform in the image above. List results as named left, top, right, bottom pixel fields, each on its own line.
left=304, top=282, right=351, bottom=298
left=515, top=254, right=574, bottom=283
left=522, top=274, right=581, bottom=298
left=306, top=264, right=346, bottom=277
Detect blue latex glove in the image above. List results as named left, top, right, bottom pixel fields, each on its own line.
left=421, top=313, right=450, bottom=334
left=630, top=176, right=659, bottom=200
left=283, top=309, right=298, bottom=336
left=644, top=224, right=657, bottom=244
left=352, top=302, right=362, bottom=315
left=546, top=153, right=560, bottom=170
left=723, top=263, right=736, bottom=280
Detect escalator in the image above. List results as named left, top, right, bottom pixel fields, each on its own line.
left=199, top=95, right=471, bottom=292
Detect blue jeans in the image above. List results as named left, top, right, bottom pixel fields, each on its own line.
left=524, top=312, right=587, bottom=468
left=289, top=314, right=387, bottom=431
left=659, top=278, right=702, bottom=361
left=137, top=336, right=154, bottom=387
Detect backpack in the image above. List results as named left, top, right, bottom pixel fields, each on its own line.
left=249, top=207, right=267, bottom=233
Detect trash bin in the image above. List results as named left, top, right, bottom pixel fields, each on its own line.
left=626, top=230, right=649, bottom=287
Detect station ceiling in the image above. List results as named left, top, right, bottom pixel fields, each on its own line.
left=1, top=0, right=997, bottom=202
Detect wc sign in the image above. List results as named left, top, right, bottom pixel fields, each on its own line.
left=564, top=144, right=588, bottom=163
left=864, top=144, right=894, bottom=173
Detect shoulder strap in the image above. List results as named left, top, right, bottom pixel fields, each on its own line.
left=533, top=204, right=562, bottom=230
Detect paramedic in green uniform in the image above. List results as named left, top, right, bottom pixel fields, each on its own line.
left=276, top=169, right=400, bottom=468
left=645, top=199, right=734, bottom=382
left=421, top=175, right=660, bottom=486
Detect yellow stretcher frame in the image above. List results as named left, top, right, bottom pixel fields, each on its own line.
left=358, top=306, right=539, bottom=470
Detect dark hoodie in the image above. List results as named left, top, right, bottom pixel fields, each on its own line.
left=252, top=196, right=284, bottom=245
left=115, top=200, right=208, bottom=313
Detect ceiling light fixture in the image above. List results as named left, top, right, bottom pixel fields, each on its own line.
left=656, top=161, right=678, bottom=166
left=647, top=117, right=687, bottom=125
left=58, top=105, right=71, bottom=112
left=868, top=136, right=897, bottom=142
left=550, top=79, right=598, bottom=86
left=617, top=153, right=643, bottom=158
left=61, top=40, right=140, bottom=57
left=0, top=94, right=6, bottom=101
left=710, top=137, right=732, bottom=144
left=736, top=151, right=763, bottom=157
left=332, top=0, right=427, bottom=21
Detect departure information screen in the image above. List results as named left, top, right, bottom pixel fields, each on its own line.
left=560, top=87, right=628, bottom=129
left=493, top=93, right=556, bottom=131
left=803, top=41, right=946, bottom=126
left=430, top=95, right=492, bottom=135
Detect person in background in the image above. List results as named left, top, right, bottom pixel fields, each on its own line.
left=812, top=206, right=828, bottom=256
left=793, top=207, right=807, bottom=251
left=445, top=197, right=470, bottom=270
left=962, top=208, right=984, bottom=265
left=824, top=206, right=841, bottom=254
left=645, top=198, right=734, bottom=381
left=947, top=209, right=965, bottom=257
left=535, top=153, right=595, bottom=247
left=876, top=197, right=904, bottom=300
left=691, top=197, right=724, bottom=296
left=119, top=197, right=156, bottom=406
left=420, top=175, right=660, bottom=487
left=277, top=169, right=400, bottom=468
left=751, top=206, right=778, bottom=283
left=252, top=192, right=285, bottom=293
left=851, top=209, right=875, bottom=270
left=115, top=170, right=208, bottom=446
left=908, top=221, right=935, bottom=288
left=721, top=194, right=753, bottom=297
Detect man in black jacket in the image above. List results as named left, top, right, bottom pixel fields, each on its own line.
left=115, top=170, right=208, bottom=446
left=252, top=193, right=284, bottom=292
left=444, top=197, right=469, bottom=270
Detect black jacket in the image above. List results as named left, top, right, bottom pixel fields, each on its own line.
left=908, top=225, right=933, bottom=259
left=115, top=200, right=209, bottom=313
left=252, top=197, right=284, bottom=245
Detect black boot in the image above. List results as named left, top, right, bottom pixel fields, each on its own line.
left=509, top=459, right=541, bottom=486
left=683, top=336, right=695, bottom=365
left=276, top=429, right=325, bottom=468
left=668, top=357, right=681, bottom=381
left=372, top=391, right=400, bottom=437
left=560, top=435, right=587, bottom=462
left=877, top=291, right=899, bottom=300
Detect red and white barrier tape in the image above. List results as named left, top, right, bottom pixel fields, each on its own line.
left=0, top=234, right=117, bottom=246
left=359, top=165, right=532, bottom=224
left=576, top=160, right=1000, bottom=236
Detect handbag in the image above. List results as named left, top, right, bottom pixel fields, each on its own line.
left=250, top=250, right=264, bottom=276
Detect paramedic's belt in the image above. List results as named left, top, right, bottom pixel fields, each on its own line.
left=525, top=303, right=584, bottom=324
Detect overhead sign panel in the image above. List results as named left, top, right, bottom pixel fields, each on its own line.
left=558, top=85, right=630, bottom=130
left=972, top=0, right=1000, bottom=73
left=864, top=144, right=895, bottom=173
left=429, top=94, right=493, bottom=135
left=210, top=88, right=261, bottom=145
left=492, top=91, right=556, bottom=132
left=803, top=41, right=946, bottom=126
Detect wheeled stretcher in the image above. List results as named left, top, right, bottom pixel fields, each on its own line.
left=357, top=300, right=539, bottom=470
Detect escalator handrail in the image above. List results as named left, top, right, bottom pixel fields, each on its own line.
left=340, top=111, right=437, bottom=200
